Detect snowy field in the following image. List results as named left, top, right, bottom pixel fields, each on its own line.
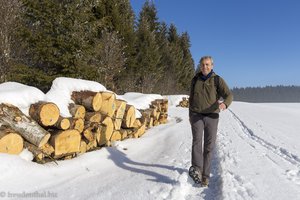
left=1, top=80, right=300, bottom=200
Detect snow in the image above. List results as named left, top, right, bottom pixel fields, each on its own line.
left=119, top=92, right=165, bottom=118
left=0, top=82, right=46, bottom=115
left=45, top=77, right=107, bottom=117
left=165, top=94, right=189, bottom=107
left=1, top=79, right=300, bottom=200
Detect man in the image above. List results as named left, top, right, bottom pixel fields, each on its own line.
left=189, top=56, right=233, bottom=187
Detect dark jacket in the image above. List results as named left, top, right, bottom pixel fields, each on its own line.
left=189, top=72, right=233, bottom=114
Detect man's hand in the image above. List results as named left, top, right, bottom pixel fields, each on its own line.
left=219, top=102, right=227, bottom=111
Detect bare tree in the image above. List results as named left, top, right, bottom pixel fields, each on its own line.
left=96, top=29, right=126, bottom=91
left=0, top=0, right=20, bottom=82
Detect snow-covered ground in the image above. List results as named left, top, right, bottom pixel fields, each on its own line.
left=1, top=80, right=300, bottom=200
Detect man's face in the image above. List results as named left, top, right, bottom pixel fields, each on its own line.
left=200, top=58, right=213, bottom=76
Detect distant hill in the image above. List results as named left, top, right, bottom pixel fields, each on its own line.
left=231, top=85, right=300, bottom=102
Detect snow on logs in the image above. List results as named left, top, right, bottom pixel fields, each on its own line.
left=0, top=91, right=169, bottom=163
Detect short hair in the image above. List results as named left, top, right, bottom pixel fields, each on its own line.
left=200, top=56, right=214, bottom=65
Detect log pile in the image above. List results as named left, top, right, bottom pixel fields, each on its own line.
left=0, top=91, right=169, bottom=164
left=177, top=97, right=189, bottom=107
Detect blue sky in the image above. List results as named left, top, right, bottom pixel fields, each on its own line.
left=130, top=0, right=300, bottom=88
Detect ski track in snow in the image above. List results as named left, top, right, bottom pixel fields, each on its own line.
left=225, top=109, right=300, bottom=189
left=215, top=108, right=300, bottom=200
left=228, top=109, right=300, bottom=168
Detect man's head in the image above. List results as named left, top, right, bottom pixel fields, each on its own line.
left=200, top=56, right=214, bottom=76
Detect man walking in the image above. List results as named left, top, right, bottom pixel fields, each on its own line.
left=189, top=56, right=233, bottom=187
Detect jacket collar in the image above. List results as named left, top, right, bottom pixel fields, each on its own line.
left=199, top=70, right=214, bottom=81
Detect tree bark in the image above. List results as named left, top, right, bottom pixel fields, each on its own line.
left=0, top=103, right=50, bottom=147
left=71, top=91, right=102, bottom=111
left=85, top=112, right=101, bottom=123
left=29, top=101, right=60, bottom=126
left=23, top=141, right=45, bottom=162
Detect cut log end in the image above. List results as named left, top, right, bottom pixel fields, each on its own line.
left=0, top=133, right=24, bottom=154
left=92, top=93, right=102, bottom=111
left=60, top=118, right=71, bottom=130
left=122, top=105, right=136, bottom=128
left=69, top=104, right=86, bottom=119
left=49, top=129, right=81, bottom=156
left=41, top=103, right=60, bottom=126
left=29, top=102, right=60, bottom=126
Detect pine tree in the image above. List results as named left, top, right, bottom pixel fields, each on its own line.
left=139, top=0, right=160, bottom=33
left=168, top=23, right=184, bottom=93
left=0, top=0, right=20, bottom=83
left=16, top=0, right=98, bottom=91
left=154, top=22, right=174, bottom=94
left=179, top=32, right=195, bottom=93
left=94, top=29, right=125, bottom=91
left=135, top=1, right=161, bottom=93
left=92, top=0, right=136, bottom=93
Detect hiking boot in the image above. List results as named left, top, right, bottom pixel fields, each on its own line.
left=188, top=166, right=201, bottom=184
left=201, top=177, right=209, bottom=187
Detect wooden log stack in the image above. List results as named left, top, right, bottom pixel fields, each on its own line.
left=177, top=97, right=189, bottom=108
left=0, top=91, right=169, bottom=164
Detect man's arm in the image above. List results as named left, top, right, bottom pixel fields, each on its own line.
left=218, top=77, right=233, bottom=110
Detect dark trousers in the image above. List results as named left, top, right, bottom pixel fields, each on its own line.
left=190, top=111, right=219, bottom=179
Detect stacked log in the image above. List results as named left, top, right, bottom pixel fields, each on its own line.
left=99, top=92, right=116, bottom=117
left=0, top=91, right=169, bottom=163
left=121, top=104, right=136, bottom=128
left=139, top=99, right=169, bottom=129
left=98, top=117, right=114, bottom=146
left=71, top=91, right=102, bottom=111
left=177, top=97, right=189, bottom=107
left=29, top=101, right=60, bottom=127
left=114, top=100, right=127, bottom=130
left=0, top=103, right=51, bottom=148
left=0, top=124, right=24, bottom=155
left=49, top=129, right=81, bottom=159
left=69, top=103, right=86, bottom=119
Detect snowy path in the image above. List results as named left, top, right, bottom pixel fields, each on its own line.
left=217, top=107, right=300, bottom=200
left=1, top=103, right=300, bottom=200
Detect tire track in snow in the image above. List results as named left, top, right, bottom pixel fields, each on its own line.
left=228, top=109, right=300, bottom=168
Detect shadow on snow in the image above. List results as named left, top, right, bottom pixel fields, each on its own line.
left=107, top=147, right=185, bottom=185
